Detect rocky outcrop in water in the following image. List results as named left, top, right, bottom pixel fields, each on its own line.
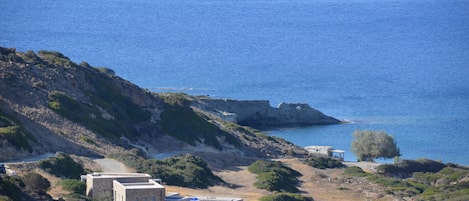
left=192, top=97, right=341, bottom=129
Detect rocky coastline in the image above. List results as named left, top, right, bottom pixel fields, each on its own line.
left=192, top=97, right=341, bottom=129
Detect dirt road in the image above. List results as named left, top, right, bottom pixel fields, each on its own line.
left=93, top=158, right=131, bottom=173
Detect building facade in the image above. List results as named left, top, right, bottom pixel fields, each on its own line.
left=86, top=173, right=160, bottom=200
left=113, top=179, right=165, bottom=201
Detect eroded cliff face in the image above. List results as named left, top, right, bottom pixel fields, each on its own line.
left=192, top=97, right=341, bottom=129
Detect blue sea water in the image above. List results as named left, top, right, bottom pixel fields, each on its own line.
left=1, top=0, right=469, bottom=164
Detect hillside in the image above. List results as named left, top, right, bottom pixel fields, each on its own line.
left=3, top=47, right=469, bottom=201
left=0, top=47, right=314, bottom=162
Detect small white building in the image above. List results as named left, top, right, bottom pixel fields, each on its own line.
left=305, top=146, right=345, bottom=161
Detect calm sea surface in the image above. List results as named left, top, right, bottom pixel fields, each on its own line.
left=1, top=0, right=469, bottom=164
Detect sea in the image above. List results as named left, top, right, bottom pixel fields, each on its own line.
left=1, top=0, right=469, bottom=165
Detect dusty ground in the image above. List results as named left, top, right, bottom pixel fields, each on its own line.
left=165, top=158, right=395, bottom=201
left=8, top=156, right=395, bottom=201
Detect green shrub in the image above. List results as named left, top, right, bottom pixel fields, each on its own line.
left=249, top=160, right=301, bottom=193
left=19, top=50, right=43, bottom=64
left=109, top=152, right=222, bottom=189
left=343, top=166, right=370, bottom=177
left=79, top=136, right=96, bottom=145
left=377, top=159, right=446, bottom=177
left=59, top=179, right=86, bottom=195
left=259, top=193, right=313, bottom=201
left=37, top=50, right=77, bottom=68
left=254, top=172, right=282, bottom=192
left=23, top=173, right=50, bottom=193
left=0, top=176, right=24, bottom=201
left=343, top=160, right=469, bottom=199
left=38, top=152, right=84, bottom=179
left=48, top=90, right=148, bottom=140
left=0, top=109, right=35, bottom=152
left=303, top=157, right=345, bottom=169
left=158, top=94, right=240, bottom=150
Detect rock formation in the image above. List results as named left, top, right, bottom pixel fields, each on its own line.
left=192, top=97, right=341, bottom=129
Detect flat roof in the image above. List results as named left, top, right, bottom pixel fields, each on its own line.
left=114, top=180, right=164, bottom=189
left=87, top=172, right=151, bottom=179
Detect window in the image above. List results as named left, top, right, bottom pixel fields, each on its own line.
left=143, top=197, right=147, bottom=201
left=152, top=196, right=156, bottom=201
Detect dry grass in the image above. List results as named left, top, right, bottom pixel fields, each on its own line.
left=166, top=158, right=396, bottom=201
left=7, top=156, right=396, bottom=201
left=165, top=165, right=269, bottom=201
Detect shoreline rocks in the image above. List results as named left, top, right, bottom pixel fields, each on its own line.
left=192, top=97, right=341, bottom=129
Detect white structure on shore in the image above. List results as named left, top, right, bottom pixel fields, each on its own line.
left=305, top=146, right=345, bottom=161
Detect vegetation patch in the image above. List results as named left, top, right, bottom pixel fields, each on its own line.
left=37, top=50, right=78, bottom=68
left=343, top=161, right=469, bottom=200
left=109, top=152, right=223, bottom=188
left=23, top=172, right=50, bottom=194
left=303, top=157, right=345, bottom=169
left=0, top=109, right=35, bottom=152
left=0, top=176, right=24, bottom=201
left=59, top=179, right=86, bottom=195
left=259, top=193, right=313, bottom=201
left=248, top=160, right=301, bottom=193
left=377, top=158, right=447, bottom=178
left=343, top=166, right=371, bottom=177
left=351, top=130, right=400, bottom=162
left=158, top=93, right=240, bottom=150
left=48, top=90, right=148, bottom=140
left=37, top=152, right=85, bottom=179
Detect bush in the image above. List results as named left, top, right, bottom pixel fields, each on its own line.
left=38, top=152, right=84, bottom=179
left=110, top=152, right=223, bottom=189
left=59, top=179, right=86, bottom=195
left=377, top=159, right=447, bottom=178
left=259, top=193, right=313, bottom=201
left=343, top=166, right=370, bottom=177
left=158, top=94, right=240, bottom=150
left=351, top=130, right=400, bottom=161
left=0, top=176, right=24, bottom=201
left=248, top=160, right=301, bottom=193
left=303, top=157, right=344, bottom=169
left=0, top=109, right=36, bottom=152
left=344, top=159, right=469, bottom=200
left=23, top=173, right=50, bottom=193
left=48, top=89, right=149, bottom=140
left=37, top=50, right=77, bottom=68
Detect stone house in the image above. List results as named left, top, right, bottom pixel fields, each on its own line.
left=113, top=179, right=165, bottom=201
left=85, top=173, right=165, bottom=201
